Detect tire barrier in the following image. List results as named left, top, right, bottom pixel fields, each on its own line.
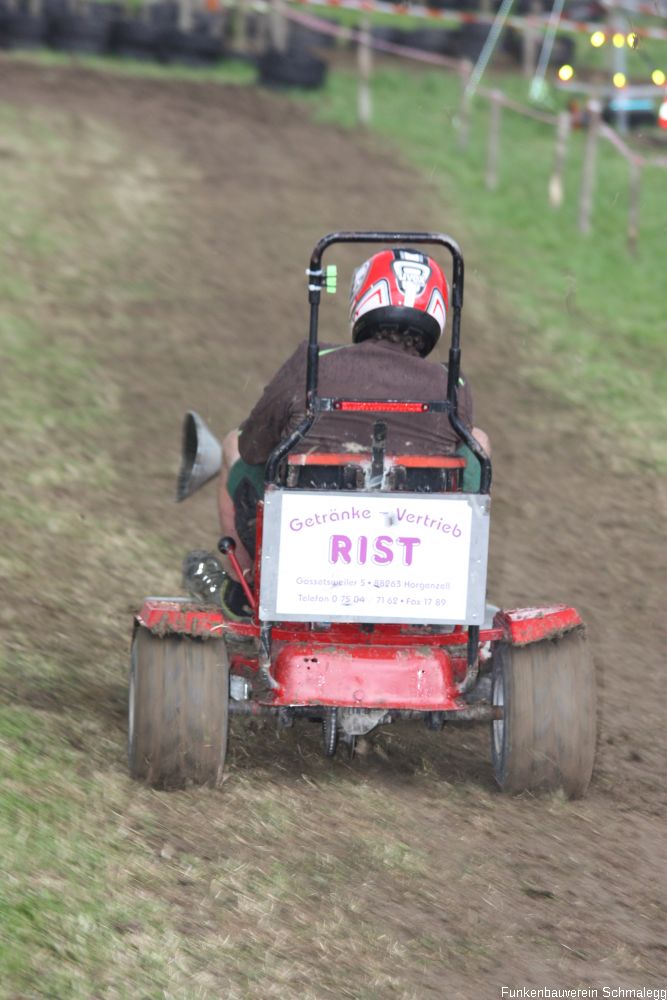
left=286, top=3, right=586, bottom=69
left=0, top=0, right=230, bottom=67
left=288, top=18, right=336, bottom=50
left=257, top=45, right=327, bottom=89
left=502, top=25, right=574, bottom=65
left=0, top=0, right=334, bottom=83
left=399, top=27, right=457, bottom=57
left=1, top=7, right=49, bottom=50
left=450, top=22, right=492, bottom=60
left=288, top=5, right=575, bottom=70
left=106, top=16, right=225, bottom=65
left=48, top=5, right=119, bottom=56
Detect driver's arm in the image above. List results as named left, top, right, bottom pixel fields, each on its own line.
left=238, top=341, right=308, bottom=465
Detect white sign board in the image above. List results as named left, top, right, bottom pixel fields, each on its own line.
left=259, top=489, right=490, bottom=626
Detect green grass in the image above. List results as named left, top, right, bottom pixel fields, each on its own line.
left=0, top=103, right=184, bottom=996
left=0, top=677, right=179, bottom=998
left=6, top=47, right=256, bottom=84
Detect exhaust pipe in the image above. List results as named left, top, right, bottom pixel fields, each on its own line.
left=176, top=410, right=222, bottom=501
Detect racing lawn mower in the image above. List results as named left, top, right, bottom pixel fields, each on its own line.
left=128, top=231, right=597, bottom=797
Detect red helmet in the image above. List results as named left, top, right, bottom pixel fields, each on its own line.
left=349, top=248, right=449, bottom=357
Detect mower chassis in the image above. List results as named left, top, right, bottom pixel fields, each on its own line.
left=133, top=597, right=584, bottom=717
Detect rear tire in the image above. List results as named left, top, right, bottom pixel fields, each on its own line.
left=129, top=626, right=229, bottom=789
left=491, top=630, right=596, bottom=798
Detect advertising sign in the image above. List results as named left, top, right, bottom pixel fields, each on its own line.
left=259, top=489, right=490, bottom=625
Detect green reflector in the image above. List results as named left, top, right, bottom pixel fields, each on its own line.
left=326, top=264, right=337, bottom=293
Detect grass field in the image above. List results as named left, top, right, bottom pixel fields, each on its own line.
left=0, top=100, right=186, bottom=995
left=0, top=49, right=665, bottom=998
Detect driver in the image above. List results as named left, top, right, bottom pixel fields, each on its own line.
left=217, top=248, right=490, bottom=613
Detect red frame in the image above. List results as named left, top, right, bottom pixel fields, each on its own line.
left=135, top=599, right=582, bottom=712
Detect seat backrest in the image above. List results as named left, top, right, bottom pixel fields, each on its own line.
left=285, top=452, right=465, bottom=493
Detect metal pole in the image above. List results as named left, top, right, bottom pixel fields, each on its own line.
left=529, top=0, right=566, bottom=103
left=464, top=0, right=516, bottom=101
left=522, top=0, right=541, bottom=79
left=611, top=11, right=629, bottom=134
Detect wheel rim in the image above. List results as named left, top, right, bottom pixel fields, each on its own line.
left=492, top=669, right=504, bottom=760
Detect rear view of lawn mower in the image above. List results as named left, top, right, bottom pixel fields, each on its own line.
left=128, top=231, right=596, bottom=796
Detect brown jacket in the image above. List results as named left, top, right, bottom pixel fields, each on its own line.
left=238, top=338, right=473, bottom=464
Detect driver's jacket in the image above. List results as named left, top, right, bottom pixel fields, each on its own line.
left=238, top=338, right=474, bottom=465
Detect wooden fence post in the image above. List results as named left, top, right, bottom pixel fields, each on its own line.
left=486, top=91, right=503, bottom=190
left=269, top=0, right=288, bottom=53
left=177, top=0, right=195, bottom=34
left=228, top=0, right=250, bottom=52
left=457, top=59, right=473, bottom=149
left=549, top=109, right=571, bottom=208
left=357, top=15, right=373, bottom=127
left=627, top=159, right=642, bottom=255
left=578, top=99, right=601, bottom=235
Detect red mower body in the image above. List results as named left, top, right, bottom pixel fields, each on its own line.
left=135, top=596, right=583, bottom=714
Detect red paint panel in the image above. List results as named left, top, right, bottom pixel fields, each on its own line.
left=493, top=605, right=583, bottom=646
left=268, top=622, right=504, bottom=647
left=136, top=599, right=506, bottom=648
left=287, top=452, right=464, bottom=468
left=287, top=452, right=371, bottom=466
left=392, top=455, right=465, bottom=469
left=267, top=642, right=466, bottom=710
left=136, top=598, right=225, bottom=637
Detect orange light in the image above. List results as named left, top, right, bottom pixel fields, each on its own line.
left=613, top=72, right=627, bottom=88
left=612, top=32, right=625, bottom=48
left=558, top=64, right=574, bottom=82
left=652, top=69, right=666, bottom=86
left=590, top=30, right=605, bottom=47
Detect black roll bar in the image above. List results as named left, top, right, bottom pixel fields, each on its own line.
left=265, top=231, right=491, bottom=494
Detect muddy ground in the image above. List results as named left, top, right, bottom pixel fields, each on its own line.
left=1, top=61, right=665, bottom=997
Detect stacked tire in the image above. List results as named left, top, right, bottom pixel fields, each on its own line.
left=258, top=47, right=327, bottom=90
